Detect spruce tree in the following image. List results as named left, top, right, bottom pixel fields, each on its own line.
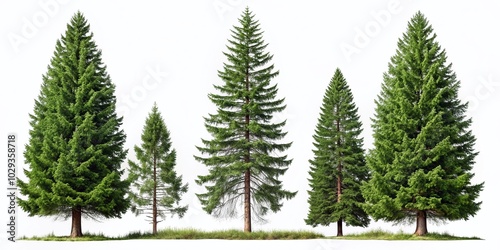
left=18, top=12, right=129, bottom=238
left=194, top=7, right=296, bottom=232
left=128, top=103, right=188, bottom=235
left=361, top=11, right=484, bottom=236
left=305, top=69, right=369, bottom=236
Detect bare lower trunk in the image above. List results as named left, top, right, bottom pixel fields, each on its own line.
left=336, top=170, right=343, bottom=236
left=337, top=219, right=343, bottom=236
left=153, top=152, right=158, bottom=235
left=70, top=207, right=83, bottom=238
left=414, top=210, right=428, bottom=236
left=244, top=69, right=251, bottom=233
left=153, top=201, right=157, bottom=235
left=244, top=169, right=252, bottom=232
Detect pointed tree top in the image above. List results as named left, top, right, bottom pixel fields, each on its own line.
left=71, top=11, right=87, bottom=24
left=407, top=11, right=432, bottom=32
left=237, top=6, right=258, bottom=27
left=414, top=10, right=425, bottom=18
left=152, top=102, right=159, bottom=112
left=244, top=6, right=251, bottom=15
left=75, top=10, right=85, bottom=17
left=146, top=102, right=163, bottom=124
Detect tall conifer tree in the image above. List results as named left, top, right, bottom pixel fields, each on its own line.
left=305, top=69, right=369, bottom=236
left=195, top=7, right=296, bottom=232
left=18, top=12, right=129, bottom=238
left=128, top=103, right=188, bottom=235
left=361, top=11, right=484, bottom=236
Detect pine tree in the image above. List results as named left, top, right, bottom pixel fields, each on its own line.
left=128, top=103, right=188, bottom=235
left=361, top=11, right=484, bottom=236
left=305, top=69, right=369, bottom=236
left=18, top=12, right=129, bottom=238
left=194, top=7, right=296, bottom=232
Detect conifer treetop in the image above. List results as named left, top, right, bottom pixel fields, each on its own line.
left=195, top=8, right=295, bottom=230
left=363, top=11, right=483, bottom=231
left=18, top=12, right=128, bottom=237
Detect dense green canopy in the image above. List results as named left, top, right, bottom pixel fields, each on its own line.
left=18, top=11, right=129, bottom=237
left=361, top=11, right=483, bottom=235
left=305, top=69, right=369, bottom=236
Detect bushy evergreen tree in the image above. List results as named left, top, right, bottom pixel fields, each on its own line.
left=361, top=11, right=484, bottom=236
left=18, top=11, right=129, bottom=238
left=305, top=69, right=369, bottom=236
left=195, top=7, right=296, bottom=232
left=128, top=103, right=188, bottom=235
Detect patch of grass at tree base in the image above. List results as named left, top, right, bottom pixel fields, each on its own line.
left=334, top=229, right=482, bottom=240
left=19, top=228, right=481, bottom=241
left=124, top=228, right=324, bottom=240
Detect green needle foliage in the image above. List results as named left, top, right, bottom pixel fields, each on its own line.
left=18, top=11, right=129, bottom=238
left=128, top=103, right=188, bottom=235
left=305, top=69, right=369, bottom=236
left=194, top=7, right=296, bottom=232
left=361, top=11, right=484, bottom=236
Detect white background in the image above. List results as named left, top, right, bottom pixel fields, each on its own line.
left=1, top=0, right=498, bottom=249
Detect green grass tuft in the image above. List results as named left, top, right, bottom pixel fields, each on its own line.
left=122, top=228, right=324, bottom=240
left=336, top=228, right=482, bottom=240
left=20, top=228, right=481, bottom=241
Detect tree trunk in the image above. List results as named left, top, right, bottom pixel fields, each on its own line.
left=414, top=210, right=428, bottom=236
left=244, top=169, right=251, bottom=232
left=243, top=68, right=252, bottom=232
left=336, top=167, right=343, bottom=236
left=153, top=151, right=158, bottom=235
left=337, top=219, right=343, bottom=237
left=336, top=118, right=343, bottom=237
left=70, top=207, right=83, bottom=238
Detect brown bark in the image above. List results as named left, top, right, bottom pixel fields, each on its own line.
left=153, top=151, right=158, bottom=235
left=243, top=68, right=252, bottom=233
left=414, top=210, right=428, bottom=236
left=336, top=160, right=343, bottom=237
left=337, top=219, right=343, bottom=237
left=244, top=169, right=251, bottom=232
left=70, top=207, right=83, bottom=238
left=336, top=118, right=343, bottom=237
